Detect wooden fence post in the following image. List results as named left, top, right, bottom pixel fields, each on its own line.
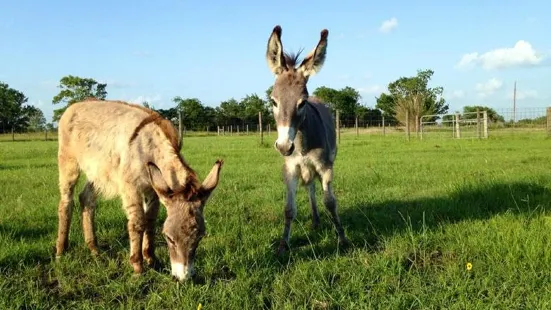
left=405, top=110, right=410, bottom=141
left=455, top=113, right=461, bottom=139
left=476, top=108, right=481, bottom=139
left=355, top=116, right=359, bottom=137
left=483, top=110, right=489, bottom=138
left=259, top=112, right=263, bottom=144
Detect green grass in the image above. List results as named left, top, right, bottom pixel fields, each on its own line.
left=1, top=132, right=551, bottom=309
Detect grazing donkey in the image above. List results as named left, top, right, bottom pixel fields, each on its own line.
left=55, top=99, right=223, bottom=281
left=265, top=25, right=349, bottom=255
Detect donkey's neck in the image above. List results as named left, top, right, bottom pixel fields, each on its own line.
left=296, top=102, right=327, bottom=154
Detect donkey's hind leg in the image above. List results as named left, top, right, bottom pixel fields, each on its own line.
left=79, top=181, right=99, bottom=255
left=319, top=167, right=349, bottom=247
left=56, top=154, right=80, bottom=257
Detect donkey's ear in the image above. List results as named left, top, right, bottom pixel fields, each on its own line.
left=266, top=25, right=287, bottom=75
left=198, top=159, right=224, bottom=202
left=298, top=29, right=328, bottom=77
left=147, top=162, right=172, bottom=196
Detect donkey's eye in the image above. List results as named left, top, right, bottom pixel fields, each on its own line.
left=164, top=234, right=175, bottom=246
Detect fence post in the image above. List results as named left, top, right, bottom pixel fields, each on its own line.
left=405, top=110, right=410, bottom=141
left=382, top=116, right=386, bottom=136
left=237, top=125, right=240, bottom=135
left=455, top=113, right=461, bottom=139
left=476, top=108, right=481, bottom=139
left=483, top=110, right=489, bottom=138
left=258, top=112, right=263, bottom=144
left=44, top=129, right=48, bottom=141
left=336, top=110, right=341, bottom=144
left=355, top=116, right=359, bottom=137
left=547, top=108, right=551, bottom=137
left=12, top=127, right=14, bottom=141
left=247, top=124, right=249, bottom=135
left=268, top=124, right=271, bottom=136
left=420, top=116, right=424, bottom=140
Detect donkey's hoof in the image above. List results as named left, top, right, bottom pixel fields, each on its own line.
left=276, top=240, right=289, bottom=256
left=132, top=263, right=144, bottom=274
left=311, top=220, right=321, bottom=230
left=144, top=257, right=162, bottom=270
left=338, top=237, right=352, bottom=249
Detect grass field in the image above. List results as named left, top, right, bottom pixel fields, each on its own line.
left=1, top=132, right=551, bottom=309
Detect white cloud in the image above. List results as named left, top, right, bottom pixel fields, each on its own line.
left=379, top=17, right=398, bottom=34
left=31, top=100, right=46, bottom=107
left=510, top=89, right=539, bottom=100
left=129, top=94, right=162, bottom=105
left=475, top=78, right=503, bottom=98
left=358, top=85, right=387, bottom=94
left=446, top=90, right=465, bottom=100
left=456, top=40, right=545, bottom=70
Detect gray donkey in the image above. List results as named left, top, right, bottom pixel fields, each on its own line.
left=265, top=25, right=349, bottom=255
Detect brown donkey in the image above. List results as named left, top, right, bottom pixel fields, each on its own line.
left=265, top=25, right=349, bottom=255
left=55, top=99, right=223, bottom=281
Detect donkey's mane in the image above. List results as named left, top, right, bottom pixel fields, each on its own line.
left=120, top=100, right=200, bottom=197
left=283, top=48, right=305, bottom=69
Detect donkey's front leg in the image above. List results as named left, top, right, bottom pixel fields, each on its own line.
left=142, top=193, right=160, bottom=269
left=278, top=164, right=298, bottom=255
left=123, top=193, right=146, bottom=274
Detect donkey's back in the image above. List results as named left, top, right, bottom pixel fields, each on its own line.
left=57, top=100, right=179, bottom=199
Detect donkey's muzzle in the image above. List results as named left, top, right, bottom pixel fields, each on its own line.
left=275, top=140, right=295, bottom=156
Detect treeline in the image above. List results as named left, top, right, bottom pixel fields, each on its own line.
left=0, top=82, right=49, bottom=134
left=2, top=69, right=536, bottom=134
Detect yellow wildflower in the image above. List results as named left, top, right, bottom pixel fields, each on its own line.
left=197, top=303, right=203, bottom=310
left=466, top=262, right=472, bottom=271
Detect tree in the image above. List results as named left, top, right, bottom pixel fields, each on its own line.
left=356, top=105, right=383, bottom=126
left=376, top=69, right=448, bottom=131
left=374, top=93, right=397, bottom=124
left=218, top=98, right=242, bottom=126
left=442, top=106, right=505, bottom=126
left=240, top=93, right=268, bottom=125
left=462, top=105, right=504, bottom=123
left=0, top=82, right=30, bottom=133
left=172, top=97, right=209, bottom=131
left=312, top=86, right=362, bottom=122
left=26, top=106, right=47, bottom=132
left=52, top=75, right=108, bottom=122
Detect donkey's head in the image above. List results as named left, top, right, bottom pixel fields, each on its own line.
left=266, top=25, right=328, bottom=156
left=146, top=160, right=223, bottom=281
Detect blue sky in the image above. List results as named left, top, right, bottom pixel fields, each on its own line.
left=1, top=0, right=550, bottom=122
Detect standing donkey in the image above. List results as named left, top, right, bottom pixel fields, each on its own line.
left=55, top=99, right=223, bottom=281
left=265, top=25, right=349, bottom=255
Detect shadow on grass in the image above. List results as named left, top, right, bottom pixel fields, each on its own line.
left=2, top=181, right=550, bottom=289
left=277, top=181, right=551, bottom=261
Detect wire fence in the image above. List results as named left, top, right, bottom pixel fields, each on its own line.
left=2, top=107, right=550, bottom=143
